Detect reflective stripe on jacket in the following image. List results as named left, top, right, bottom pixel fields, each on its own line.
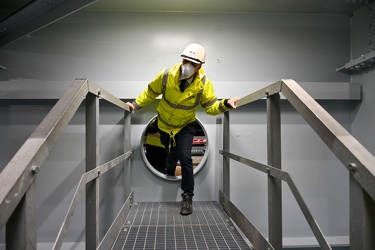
left=133, top=63, right=230, bottom=136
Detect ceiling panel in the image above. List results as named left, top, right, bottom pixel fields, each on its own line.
left=84, top=0, right=371, bottom=14
left=0, top=0, right=97, bottom=48
left=0, top=0, right=373, bottom=48
left=0, top=0, right=35, bottom=22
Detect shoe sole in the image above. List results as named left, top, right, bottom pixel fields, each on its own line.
left=180, top=210, right=192, bottom=215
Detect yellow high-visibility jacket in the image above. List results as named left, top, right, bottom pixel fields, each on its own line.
left=145, top=132, right=164, bottom=148
left=133, top=63, right=230, bottom=136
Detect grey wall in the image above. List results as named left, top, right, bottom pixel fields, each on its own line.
left=0, top=8, right=356, bottom=246
left=350, top=3, right=375, bottom=155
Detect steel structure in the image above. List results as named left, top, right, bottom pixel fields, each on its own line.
left=0, top=79, right=133, bottom=249
left=1, top=78, right=374, bottom=249
left=220, top=79, right=375, bottom=250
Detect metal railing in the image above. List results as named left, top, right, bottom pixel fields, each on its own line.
left=0, top=79, right=133, bottom=250
left=2, top=78, right=374, bottom=250
left=219, top=79, right=375, bottom=250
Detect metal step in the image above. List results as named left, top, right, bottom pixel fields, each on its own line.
left=112, top=201, right=252, bottom=250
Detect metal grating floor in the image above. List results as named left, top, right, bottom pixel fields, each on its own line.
left=112, top=201, right=252, bottom=250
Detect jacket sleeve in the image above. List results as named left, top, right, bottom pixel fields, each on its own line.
left=132, top=68, right=166, bottom=110
left=200, top=77, right=230, bottom=115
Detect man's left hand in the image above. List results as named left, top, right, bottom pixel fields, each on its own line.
left=227, top=97, right=240, bottom=109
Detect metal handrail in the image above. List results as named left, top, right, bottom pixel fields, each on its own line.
left=235, top=79, right=375, bottom=199
left=219, top=152, right=330, bottom=249
left=2, top=78, right=374, bottom=249
left=0, top=79, right=133, bottom=249
left=220, top=79, right=375, bottom=249
left=52, top=152, right=133, bottom=250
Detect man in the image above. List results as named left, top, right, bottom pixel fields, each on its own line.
left=127, top=43, right=239, bottom=215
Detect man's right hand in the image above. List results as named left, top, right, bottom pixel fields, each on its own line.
left=126, top=102, right=135, bottom=111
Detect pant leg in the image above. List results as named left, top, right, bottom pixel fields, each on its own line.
left=159, top=130, right=179, bottom=175
left=159, top=122, right=197, bottom=196
left=145, top=144, right=166, bottom=174
left=175, top=121, right=196, bottom=196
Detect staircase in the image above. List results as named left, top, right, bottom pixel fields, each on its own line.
left=1, top=79, right=375, bottom=249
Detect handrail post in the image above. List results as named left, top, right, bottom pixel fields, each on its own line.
left=223, top=112, right=230, bottom=199
left=123, top=110, right=132, bottom=201
left=350, top=175, right=375, bottom=249
left=267, top=93, right=282, bottom=249
left=6, top=181, right=37, bottom=250
left=86, top=93, right=100, bottom=249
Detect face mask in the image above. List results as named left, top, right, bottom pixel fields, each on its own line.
left=181, top=63, right=196, bottom=79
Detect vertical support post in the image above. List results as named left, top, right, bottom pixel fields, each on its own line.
left=350, top=175, right=375, bottom=250
left=223, top=111, right=230, bottom=199
left=6, top=180, right=37, bottom=250
left=267, top=93, right=282, bottom=249
left=123, top=111, right=132, bottom=201
left=86, top=93, right=99, bottom=250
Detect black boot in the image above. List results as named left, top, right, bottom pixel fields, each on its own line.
left=180, top=193, right=193, bottom=215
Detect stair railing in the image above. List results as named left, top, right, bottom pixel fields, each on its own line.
left=220, top=79, right=375, bottom=250
left=0, top=79, right=133, bottom=250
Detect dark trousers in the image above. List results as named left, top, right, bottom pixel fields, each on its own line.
left=159, top=121, right=196, bottom=197
left=145, top=144, right=167, bottom=174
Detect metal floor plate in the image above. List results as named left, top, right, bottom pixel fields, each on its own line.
left=112, top=201, right=252, bottom=250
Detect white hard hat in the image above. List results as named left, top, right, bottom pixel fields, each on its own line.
left=181, top=43, right=206, bottom=64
